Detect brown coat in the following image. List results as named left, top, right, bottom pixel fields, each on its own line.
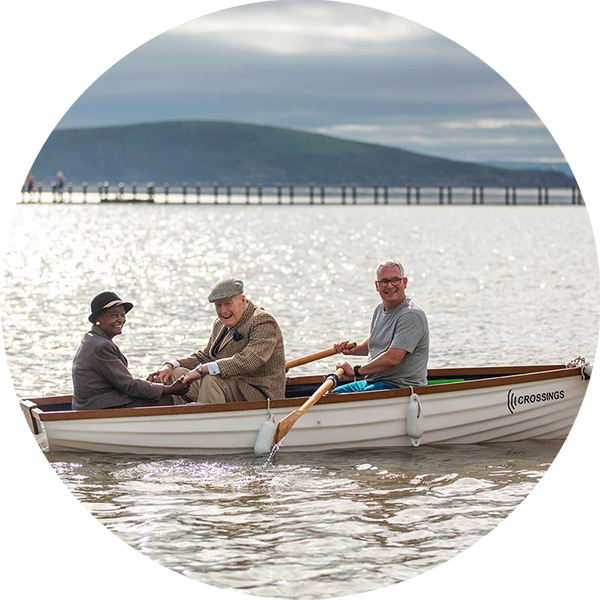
left=176, top=300, right=286, bottom=402
left=72, top=325, right=164, bottom=410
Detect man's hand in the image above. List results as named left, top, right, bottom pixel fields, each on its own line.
left=334, top=340, right=354, bottom=355
left=150, top=363, right=174, bottom=384
left=182, top=368, right=203, bottom=384
left=335, top=360, right=355, bottom=378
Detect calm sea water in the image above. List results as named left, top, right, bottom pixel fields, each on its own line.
left=2, top=204, right=599, bottom=598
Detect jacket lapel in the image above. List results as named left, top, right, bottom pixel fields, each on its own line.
left=90, top=325, right=128, bottom=366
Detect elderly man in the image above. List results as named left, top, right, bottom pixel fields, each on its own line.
left=334, top=260, right=429, bottom=393
left=151, top=277, right=286, bottom=404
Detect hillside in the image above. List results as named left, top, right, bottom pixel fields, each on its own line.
left=29, top=120, right=574, bottom=187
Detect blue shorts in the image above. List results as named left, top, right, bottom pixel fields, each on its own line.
left=334, top=379, right=398, bottom=394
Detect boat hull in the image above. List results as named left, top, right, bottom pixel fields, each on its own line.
left=25, top=365, right=590, bottom=454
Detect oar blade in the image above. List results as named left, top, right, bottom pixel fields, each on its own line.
left=274, top=410, right=302, bottom=445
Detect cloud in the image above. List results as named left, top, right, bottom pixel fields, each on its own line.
left=53, top=0, right=566, bottom=164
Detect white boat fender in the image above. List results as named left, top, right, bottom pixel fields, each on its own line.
left=583, top=364, right=600, bottom=379
left=254, top=398, right=277, bottom=455
left=406, top=388, right=423, bottom=447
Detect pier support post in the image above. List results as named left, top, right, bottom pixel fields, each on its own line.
left=82, top=181, right=88, bottom=203
left=245, top=182, right=250, bottom=204
left=407, top=186, right=411, bottom=205
left=213, top=182, right=219, bottom=203
left=195, top=183, right=201, bottom=203
left=132, top=182, right=137, bottom=201
left=182, top=182, right=188, bottom=203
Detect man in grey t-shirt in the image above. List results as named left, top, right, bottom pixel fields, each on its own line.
left=334, top=260, right=429, bottom=393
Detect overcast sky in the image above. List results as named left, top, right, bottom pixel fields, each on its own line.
left=56, top=0, right=565, bottom=165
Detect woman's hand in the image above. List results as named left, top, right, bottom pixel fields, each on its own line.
left=164, top=377, right=191, bottom=397
left=335, top=360, right=355, bottom=378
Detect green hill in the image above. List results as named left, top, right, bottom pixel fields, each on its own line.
left=29, top=120, right=574, bottom=187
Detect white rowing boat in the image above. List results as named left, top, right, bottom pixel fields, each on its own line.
left=19, top=360, right=592, bottom=455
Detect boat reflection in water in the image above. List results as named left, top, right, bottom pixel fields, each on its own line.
left=52, top=442, right=557, bottom=599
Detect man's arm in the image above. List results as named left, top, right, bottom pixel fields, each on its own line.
left=337, top=348, right=407, bottom=378
left=151, top=325, right=217, bottom=383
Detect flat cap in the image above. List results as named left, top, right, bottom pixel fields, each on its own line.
left=207, top=277, right=244, bottom=303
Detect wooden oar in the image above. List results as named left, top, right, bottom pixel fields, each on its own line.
left=274, top=367, right=345, bottom=446
left=285, top=343, right=356, bottom=370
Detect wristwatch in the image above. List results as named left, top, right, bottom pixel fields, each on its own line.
left=353, top=365, right=362, bottom=378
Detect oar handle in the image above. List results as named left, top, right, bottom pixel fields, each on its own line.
left=285, top=343, right=356, bottom=370
left=296, top=367, right=346, bottom=415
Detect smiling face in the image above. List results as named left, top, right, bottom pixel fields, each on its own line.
left=214, top=294, right=247, bottom=328
left=375, top=265, right=407, bottom=310
left=96, top=305, right=127, bottom=339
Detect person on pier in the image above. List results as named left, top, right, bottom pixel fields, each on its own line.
left=72, top=292, right=190, bottom=410
left=150, top=277, right=286, bottom=404
left=334, top=260, right=429, bottom=393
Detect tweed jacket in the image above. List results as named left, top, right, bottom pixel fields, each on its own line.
left=177, top=300, right=286, bottom=402
left=72, top=325, right=164, bottom=410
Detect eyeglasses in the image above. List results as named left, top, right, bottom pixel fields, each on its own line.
left=377, top=277, right=404, bottom=287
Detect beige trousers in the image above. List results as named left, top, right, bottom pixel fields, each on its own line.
left=171, top=366, right=247, bottom=404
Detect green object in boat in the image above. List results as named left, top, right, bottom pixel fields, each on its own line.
left=427, top=378, right=465, bottom=385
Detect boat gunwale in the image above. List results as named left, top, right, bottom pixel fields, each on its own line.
left=27, top=365, right=583, bottom=423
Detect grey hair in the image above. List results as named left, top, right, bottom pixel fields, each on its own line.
left=376, top=260, right=405, bottom=277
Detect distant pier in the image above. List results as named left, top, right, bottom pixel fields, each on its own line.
left=19, top=181, right=584, bottom=206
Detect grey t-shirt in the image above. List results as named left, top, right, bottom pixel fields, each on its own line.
left=366, top=296, right=429, bottom=387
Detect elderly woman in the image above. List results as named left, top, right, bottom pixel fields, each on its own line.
left=72, top=291, right=189, bottom=410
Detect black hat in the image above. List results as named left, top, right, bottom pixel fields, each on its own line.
left=89, top=291, right=133, bottom=323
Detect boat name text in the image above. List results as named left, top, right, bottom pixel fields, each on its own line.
left=507, top=389, right=564, bottom=414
